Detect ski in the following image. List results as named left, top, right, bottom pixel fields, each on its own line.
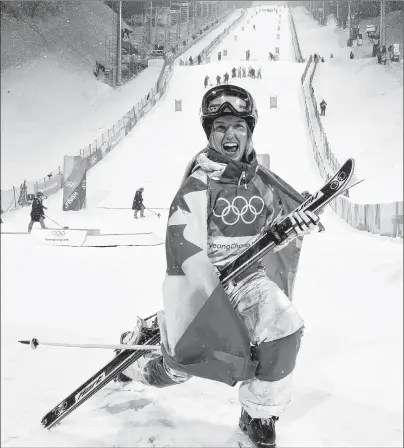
left=41, top=329, right=160, bottom=429
left=219, top=158, right=358, bottom=285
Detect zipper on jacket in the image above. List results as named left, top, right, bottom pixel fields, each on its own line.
left=239, top=171, right=247, bottom=189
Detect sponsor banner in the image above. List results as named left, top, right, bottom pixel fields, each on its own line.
left=63, top=156, right=87, bottom=211
left=34, top=173, right=63, bottom=197
left=32, top=228, right=88, bottom=247
left=86, top=148, right=103, bottom=171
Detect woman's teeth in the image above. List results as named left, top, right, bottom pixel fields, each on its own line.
left=223, top=142, right=238, bottom=153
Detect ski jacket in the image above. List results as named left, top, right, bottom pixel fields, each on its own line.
left=30, top=198, right=45, bottom=221
left=159, top=147, right=306, bottom=386
left=132, top=191, right=143, bottom=210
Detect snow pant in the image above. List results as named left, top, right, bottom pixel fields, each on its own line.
left=122, top=271, right=304, bottom=418
left=134, top=205, right=145, bottom=218
left=28, top=216, right=46, bottom=232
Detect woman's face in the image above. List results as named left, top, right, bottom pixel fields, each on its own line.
left=211, top=115, right=249, bottom=162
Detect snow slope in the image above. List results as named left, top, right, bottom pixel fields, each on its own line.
left=1, top=5, right=403, bottom=448
left=292, top=6, right=403, bottom=203
left=0, top=5, right=241, bottom=190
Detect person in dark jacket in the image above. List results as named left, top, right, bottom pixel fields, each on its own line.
left=319, top=99, right=327, bottom=116
left=132, top=188, right=145, bottom=219
left=197, top=54, right=202, bottom=65
left=350, top=51, right=354, bottom=59
left=28, top=192, right=47, bottom=232
left=204, top=75, right=210, bottom=88
left=231, top=67, right=237, bottom=78
left=223, top=72, right=230, bottom=83
left=216, top=74, right=221, bottom=85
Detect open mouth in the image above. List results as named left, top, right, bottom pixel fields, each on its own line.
left=223, top=142, right=239, bottom=154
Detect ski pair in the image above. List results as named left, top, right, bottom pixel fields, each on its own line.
left=41, top=159, right=358, bottom=430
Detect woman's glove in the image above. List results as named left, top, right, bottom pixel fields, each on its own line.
left=289, top=209, right=320, bottom=237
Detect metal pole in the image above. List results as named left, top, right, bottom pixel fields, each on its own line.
left=380, top=0, right=385, bottom=48
left=116, top=0, right=122, bottom=86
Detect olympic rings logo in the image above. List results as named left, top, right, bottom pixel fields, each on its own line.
left=65, top=181, right=77, bottom=188
left=213, top=196, right=265, bottom=226
left=52, top=230, right=66, bottom=237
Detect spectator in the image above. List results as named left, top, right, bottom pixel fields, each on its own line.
left=330, top=53, right=334, bottom=58
left=189, top=56, right=193, bottom=65
left=218, top=51, right=222, bottom=61
left=197, top=54, right=202, bottom=65
left=216, top=74, right=221, bottom=85
left=321, top=57, right=325, bottom=62
left=204, top=75, right=210, bottom=88
left=231, top=67, right=237, bottom=78
left=350, top=51, right=354, bottom=59
left=257, top=67, right=262, bottom=79
left=223, top=72, right=229, bottom=83
left=238, top=66, right=242, bottom=77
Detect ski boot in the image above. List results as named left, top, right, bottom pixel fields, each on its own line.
left=114, top=316, right=160, bottom=383
left=239, top=409, right=279, bottom=448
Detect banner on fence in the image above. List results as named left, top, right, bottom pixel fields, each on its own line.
left=63, top=156, right=87, bottom=211
left=86, top=148, right=103, bottom=170
left=34, top=173, right=63, bottom=197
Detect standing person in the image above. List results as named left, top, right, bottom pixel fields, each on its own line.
left=257, top=67, right=262, bottom=79
left=204, top=75, right=210, bottom=88
left=132, top=188, right=145, bottom=219
left=197, top=54, right=202, bottom=65
left=223, top=72, right=230, bottom=84
left=189, top=56, right=193, bottom=65
left=319, top=99, right=327, bottom=116
left=216, top=74, right=221, bottom=85
left=117, top=85, right=319, bottom=448
left=218, top=51, right=222, bottom=61
left=231, top=67, right=237, bottom=78
left=28, top=192, right=47, bottom=233
left=238, top=66, right=242, bottom=77
left=350, top=51, right=354, bottom=59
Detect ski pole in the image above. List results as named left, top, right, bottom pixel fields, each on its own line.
left=44, top=214, right=69, bottom=229
left=18, top=338, right=161, bottom=351
left=145, top=207, right=161, bottom=218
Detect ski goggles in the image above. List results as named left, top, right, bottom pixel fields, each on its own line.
left=201, top=86, right=254, bottom=117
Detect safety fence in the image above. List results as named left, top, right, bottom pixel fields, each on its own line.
left=288, top=8, right=304, bottom=63
left=1, top=9, right=244, bottom=216
left=178, top=10, right=246, bottom=66
left=298, top=48, right=403, bottom=238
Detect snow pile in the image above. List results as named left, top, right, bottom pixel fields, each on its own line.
left=291, top=6, right=403, bottom=203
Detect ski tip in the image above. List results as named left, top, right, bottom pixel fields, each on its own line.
left=18, top=340, right=30, bottom=345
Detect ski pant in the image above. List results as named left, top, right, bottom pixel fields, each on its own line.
left=123, top=271, right=304, bottom=418
left=28, top=217, right=45, bottom=232
left=134, top=205, right=145, bottom=218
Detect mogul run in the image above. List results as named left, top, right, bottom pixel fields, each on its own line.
left=115, top=84, right=320, bottom=448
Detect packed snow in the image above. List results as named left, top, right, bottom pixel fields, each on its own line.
left=0, top=5, right=240, bottom=190
left=292, top=6, right=403, bottom=203
left=1, top=4, right=402, bottom=448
